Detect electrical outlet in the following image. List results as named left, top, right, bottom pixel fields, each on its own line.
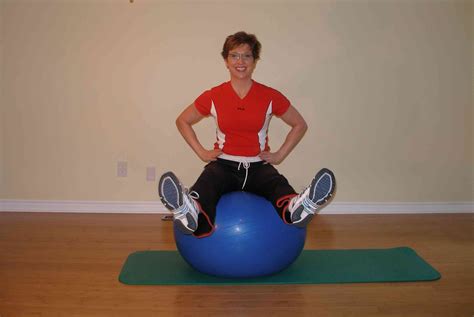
left=146, top=167, right=156, bottom=181
left=117, top=161, right=128, bottom=177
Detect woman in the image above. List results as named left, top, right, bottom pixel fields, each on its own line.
left=158, top=31, right=336, bottom=238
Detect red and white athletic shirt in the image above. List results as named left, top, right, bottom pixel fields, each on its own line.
left=194, top=81, right=291, bottom=158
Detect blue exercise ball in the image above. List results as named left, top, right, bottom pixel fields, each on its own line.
left=174, top=191, right=306, bottom=278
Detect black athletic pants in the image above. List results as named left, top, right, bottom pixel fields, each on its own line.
left=190, top=158, right=297, bottom=237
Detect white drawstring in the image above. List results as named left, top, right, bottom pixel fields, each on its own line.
left=237, top=161, right=250, bottom=190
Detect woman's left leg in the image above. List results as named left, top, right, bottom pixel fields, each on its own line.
left=245, top=163, right=297, bottom=224
left=246, top=164, right=337, bottom=226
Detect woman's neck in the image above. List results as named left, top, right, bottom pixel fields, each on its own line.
left=230, top=78, right=253, bottom=99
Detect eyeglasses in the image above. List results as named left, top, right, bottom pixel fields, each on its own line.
left=228, top=52, right=254, bottom=62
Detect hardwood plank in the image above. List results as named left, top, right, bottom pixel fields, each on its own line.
left=0, top=213, right=472, bottom=316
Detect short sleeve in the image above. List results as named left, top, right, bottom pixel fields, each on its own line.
left=271, top=89, right=291, bottom=116
left=194, top=90, right=213, bottom=116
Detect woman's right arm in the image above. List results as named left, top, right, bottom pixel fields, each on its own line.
left=176, top=103, right=223, bottom=162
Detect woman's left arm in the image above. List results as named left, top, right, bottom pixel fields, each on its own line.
left=259, top=105, right=308, bottom=165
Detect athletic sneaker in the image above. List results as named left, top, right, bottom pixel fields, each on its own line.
left=288, top=168, right=336, bottom=227
left=158, top=171, right=199, bottom=234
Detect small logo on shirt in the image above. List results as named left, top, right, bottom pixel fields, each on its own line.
left=237, top=107, right=245, bottom=111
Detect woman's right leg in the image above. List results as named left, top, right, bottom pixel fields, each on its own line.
left=190, top=161, right=239, bottom=237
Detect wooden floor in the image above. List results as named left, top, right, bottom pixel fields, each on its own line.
left=0, top=212, right=472, bottom=317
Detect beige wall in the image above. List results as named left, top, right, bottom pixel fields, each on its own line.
left=1, top=0, right=472, bottom=202
left=0, top=1, right=3, bottom=197
left=472, top=0, right=474, bottom=199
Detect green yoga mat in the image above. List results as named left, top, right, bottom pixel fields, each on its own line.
left=119, top=247, right=440, bottom=285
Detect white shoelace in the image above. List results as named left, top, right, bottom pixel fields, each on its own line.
left=237, top=161, right=250, bottom=190
left=302, top=195, right=318, bottom=213
left=174, top=189, right=200, bottom=219
left=289, top=186, right=319, bottom=216
left=189, top=190, right=199, bottom=200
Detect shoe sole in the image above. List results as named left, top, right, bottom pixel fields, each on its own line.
left=158, top=171, right=183, bottom=211
left=158, top=171, right=197, bottom=235
left=309, top=168, right=336, bottom=207
left=290, top=168, right=336, bottom=226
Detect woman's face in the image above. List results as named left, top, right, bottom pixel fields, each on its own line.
left=225, top=44, right=257, bottom=81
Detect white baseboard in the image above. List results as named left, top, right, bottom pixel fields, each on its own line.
left=322, top=202, right=473, bottom=214
left=0, top=200, right=165, bottom=213
left=0, top=199, right=472, bottom=214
